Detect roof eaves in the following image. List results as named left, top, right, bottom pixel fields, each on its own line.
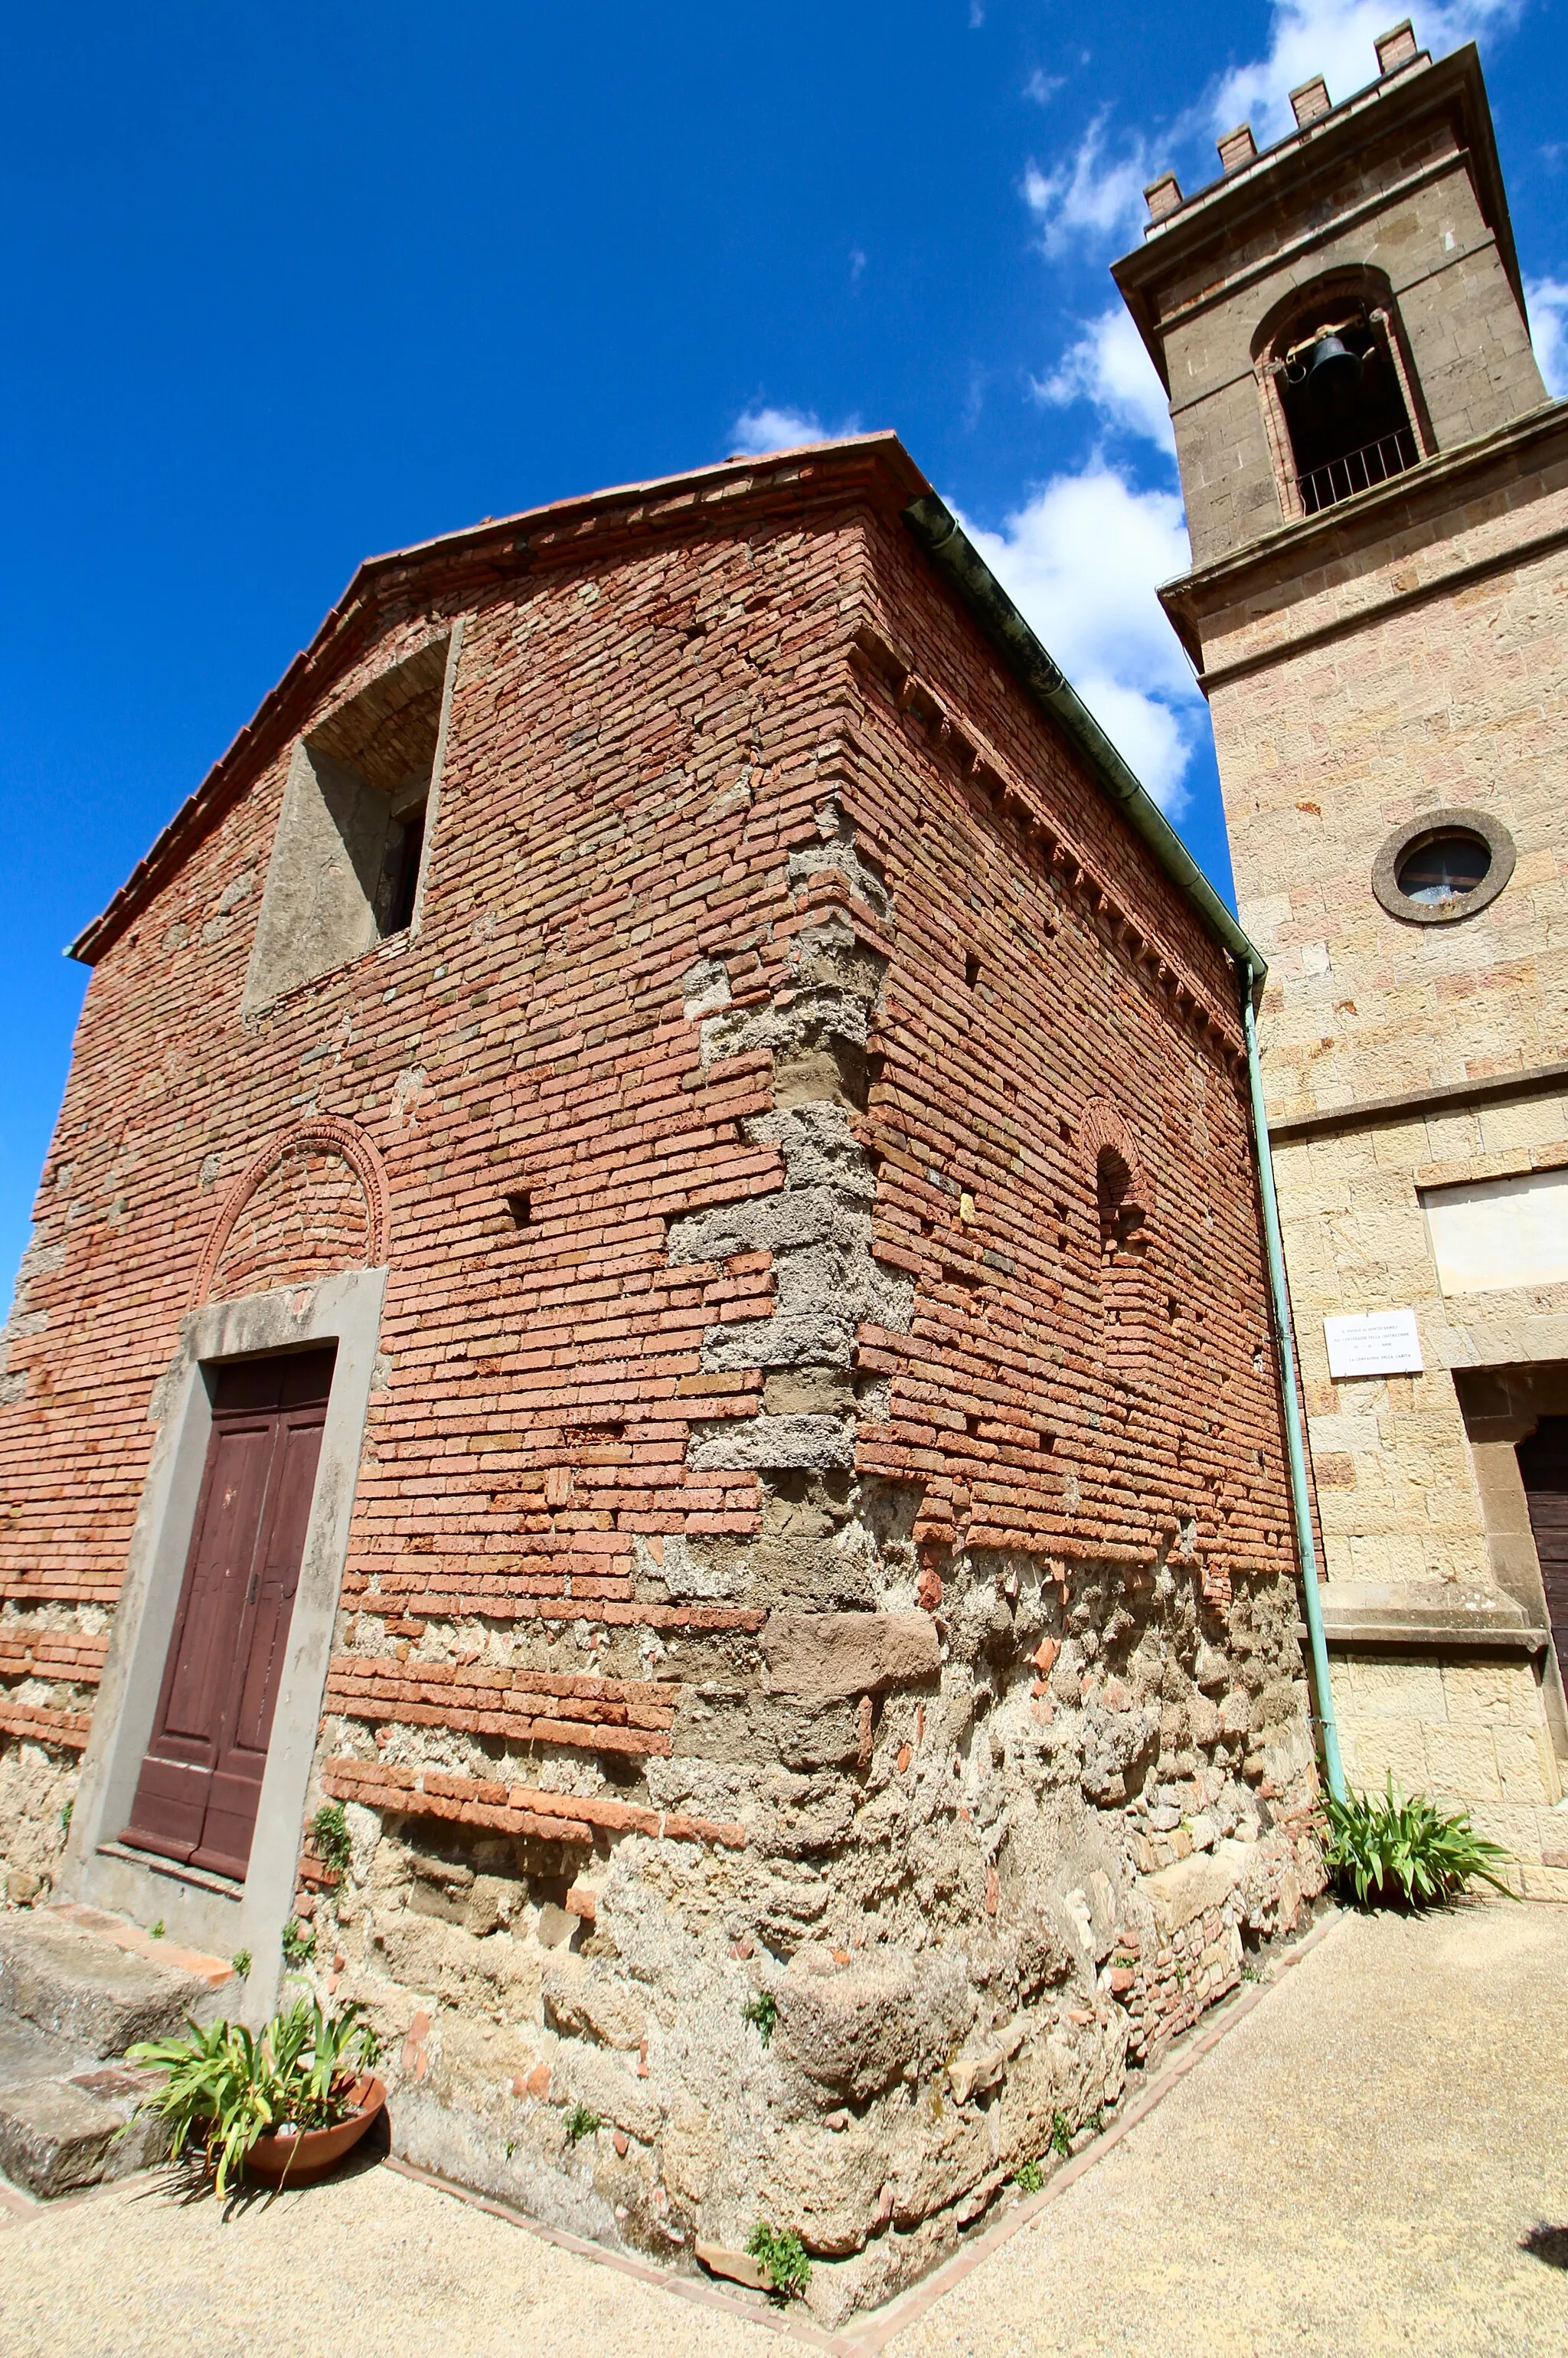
left=901, top=493, right=1264, bottom=983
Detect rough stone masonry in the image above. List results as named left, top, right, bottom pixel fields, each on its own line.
left=0, top=433, right=1322, bottom=2323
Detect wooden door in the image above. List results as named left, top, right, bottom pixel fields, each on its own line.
left=122, top=1348, right=336, bottom=1881
left=1518, top=1416, right=1568, bottom=1692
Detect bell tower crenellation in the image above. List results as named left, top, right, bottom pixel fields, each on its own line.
left=1114, top=31, right=1547, bottom=571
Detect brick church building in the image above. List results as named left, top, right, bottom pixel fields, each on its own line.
left=0, top=399, right=1322, bottom=2301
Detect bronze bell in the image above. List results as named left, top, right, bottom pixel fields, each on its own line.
left=1301, top=332, right=1364, bottom=423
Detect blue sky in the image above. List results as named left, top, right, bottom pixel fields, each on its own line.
left=2, top=1, right=1563, bottom=1297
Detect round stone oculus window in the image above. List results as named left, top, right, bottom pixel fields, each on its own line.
left=1370, top=809, right=1515, bottom=924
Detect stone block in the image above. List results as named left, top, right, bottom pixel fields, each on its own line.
left=0, top=2073, right=168, bottom=2199
left=1493, top=1723, right=1558, bottom=1807
left=1441, top=1661, right=1530, bottom=1731
left=1142, top=1844, right=1246, bottom=1936
left=1423, top=1728, right=1504, bottom=1804
left=776, top=1951, right=972, bottom=2104
left=0, top=1912, right=214, bottom=2054
left=763, top=1611, right=940, bottom=1702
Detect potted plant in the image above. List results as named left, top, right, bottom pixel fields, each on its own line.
left=127, top=1993, right=384, bottom=2193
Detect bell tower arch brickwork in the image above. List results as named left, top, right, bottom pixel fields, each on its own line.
left=1115, top=28, right=1568, bottom=1885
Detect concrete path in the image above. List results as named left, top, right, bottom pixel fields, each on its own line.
left=0, top=1902, right=1563, bottom=2356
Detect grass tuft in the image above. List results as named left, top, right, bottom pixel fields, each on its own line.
left=1324, top=1776, right=1515, bottom=1908
left=311, top=1800, right=353, bottom=1876
left=747, top=2219, right=811, bottom=2299
left=742, top=1990, right=777, bottom=2044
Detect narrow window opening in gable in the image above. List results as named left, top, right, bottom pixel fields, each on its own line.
left=244, top=637, right=449, bottom=1011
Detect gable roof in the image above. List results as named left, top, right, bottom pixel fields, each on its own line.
left=68, top=431, right=1261, bottom=980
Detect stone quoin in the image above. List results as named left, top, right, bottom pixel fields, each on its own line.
left=0, top=430, right=1322, bottom=2322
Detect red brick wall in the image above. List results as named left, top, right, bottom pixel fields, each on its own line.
left=0, top=443, right=1293, bottom=1798
left=839, top=512, right=1292, bottom=1605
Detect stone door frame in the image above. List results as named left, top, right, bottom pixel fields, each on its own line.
left=61, top=1268, right=386, bottom=2015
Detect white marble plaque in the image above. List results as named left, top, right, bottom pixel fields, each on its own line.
left=1323, top=1307, right=1424, bottom=1379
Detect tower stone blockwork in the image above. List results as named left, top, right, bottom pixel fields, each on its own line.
left=1116, top=29, right=1568, bottom=1886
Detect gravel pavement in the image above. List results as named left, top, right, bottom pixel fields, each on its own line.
left=878, top=1899, right=1568, bottom=2357
left=1, top=1900, right=1564, bottom=2356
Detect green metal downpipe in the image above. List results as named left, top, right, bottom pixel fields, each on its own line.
left=1241, top=964, right=1346, bottom=1802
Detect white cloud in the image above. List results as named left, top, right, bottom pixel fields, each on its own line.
left=1526, top=278, right=1568, bottom=396
left=1023, top=67, right=1063, bottom=104
left=1023, top=115, right=1150, bottom=258
left=961, top=466, right=1198, bottom=816
left=1035, top=306, right=1175, bottom=455
left=728, top=404, right=852, bottom=456
left=1210, top=0, right=1521, bottom=149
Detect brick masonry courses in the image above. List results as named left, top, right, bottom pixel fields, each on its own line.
left=0, top=435, right=1323, bottom=2324
left=1117, top=39, right=1568, bottom=1891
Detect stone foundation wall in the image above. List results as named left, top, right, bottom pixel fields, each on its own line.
left=289, top=1542, right=1319, bottom=2327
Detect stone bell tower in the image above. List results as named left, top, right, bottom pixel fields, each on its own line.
left=1114, top=22, right=1568, bottom=1886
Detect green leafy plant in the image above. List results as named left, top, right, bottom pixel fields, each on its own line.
left=280, top=1917, right=316, bottom=1965
left=310, top=1801, right=353, bottom=1877
left=564, top=2101, right=600, bottom=2146
left=1050, top=2109, right=1073, bottom=2158
left=1014, top=2157, right=1044, bottom=2193
left=149, top=1919, right=165, bottom=1940
left=747, top=2219, right=811, bottom=2300
left=59, top=1799, right=73, bottom=1839
left=1324, top=1777, right=1515, bottom=1908
left=230, top=1948, right=253, bottom=1980
left=742, top=1990, right=777, bottom=2045
left=1089, top=2106, right=1106, bottom=2135
left=126, top=1994, right=381, bottom=2196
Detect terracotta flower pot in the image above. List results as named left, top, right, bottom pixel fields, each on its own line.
left=243, top=2075, right=386, bottom=2186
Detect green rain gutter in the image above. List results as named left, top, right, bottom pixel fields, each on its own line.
left=1241, top=972, right=1346, bottom=1800
left=903, top=491, right=1346, bottom=1802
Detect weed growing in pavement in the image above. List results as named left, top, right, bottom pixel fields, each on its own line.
left=748, top=2220, right=811, bottom=2299
left=564, top=2102, right=601, bottom=2145
left=1014, top=2158, right=1044, bottom=2193
left=742, top=1990, right=778, bottom=2044
left=149, top=1919, right=165, bottom=1939
left=230, top=1948, right=253, bottom=1980
left=1324, top=1777, right=1514, bottom=1908
left=1050, top=2110, right=1073, bottom=2157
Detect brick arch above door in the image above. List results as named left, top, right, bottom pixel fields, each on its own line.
left=192, top=1118, right=391, bottom=1307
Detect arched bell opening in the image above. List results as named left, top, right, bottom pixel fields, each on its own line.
left=1254, top=276, right=1427, bottom=519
